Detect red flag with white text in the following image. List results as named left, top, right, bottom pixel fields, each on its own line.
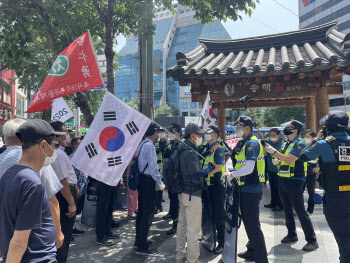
left=26, top=31, right=103, bottom=113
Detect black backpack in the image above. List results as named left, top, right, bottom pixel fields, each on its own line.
left=128, top=141, right=149, bottom=191
left=163, top=147, right=188, bottom=194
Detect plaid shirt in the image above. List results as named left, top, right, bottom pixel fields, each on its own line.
left=70, top=152, right=88, bottom=195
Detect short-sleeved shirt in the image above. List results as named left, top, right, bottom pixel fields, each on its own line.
left=209, top=142, right=225, bottom=165
left=0, top=146, right=62, bottom=198
left=284, top=136, right=306, bottom=181
left=0, top=165, right=56, bottom=262
left=70, top=152, right=88, bottom=195
left=266, top=139, right=283, bottom=172
left=51, top=146, right=77, bottom=184
left=239, top=133, right=263, bottom=193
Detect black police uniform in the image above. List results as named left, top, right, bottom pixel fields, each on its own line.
left=300, top=111, right=350, bottom=262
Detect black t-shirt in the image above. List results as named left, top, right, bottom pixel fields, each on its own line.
left=0, top=165, right=56, bottom=263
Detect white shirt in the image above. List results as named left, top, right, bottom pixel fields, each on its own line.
left=51, top=146, right=77, bottom=185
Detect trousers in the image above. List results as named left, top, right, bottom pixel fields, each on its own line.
left=55, top=185, right=77, bottom=263
left=169, top=191, right=179, bottom=227
left=135, top=175, right=156, bottom=249
left=302, top=170, right=317, bottom=214
left=279, top=177, right=316, bottom=243
left=208, top=184, right=226, bottom=245
left=268, top=171, right=282, bottom=207
left=323, top=193, right=350, bottom=263
left=96, top=181, right=118, bottom=241
left=240, top=192, right=268, bottom=263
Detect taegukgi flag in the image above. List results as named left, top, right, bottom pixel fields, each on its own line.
left=200, top=91, right=217, bottom=130
left=71, top=92, right=151, bottom=186
left=51, top=97, right=74, bottom=123
left=26, top=31, right=103, bottom=113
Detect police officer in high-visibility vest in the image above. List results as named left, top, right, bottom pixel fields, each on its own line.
left=154, top=128, right=168, bottom=213
left=300, top=111, right=350, bottom=262
left=265, top=120, right=318, bottom=252
left=224, top=116, right=268, bottom=263
left=201, top=126, right=226, bottom=254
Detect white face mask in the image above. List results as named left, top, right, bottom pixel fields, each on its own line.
left=195, top=136, right=203, bottom=147
left=270, top=137, right=278, bottom=142
left=64, top=134, right=71, bottom=145
left=168, top=134, right=176, bottom=141
left=204, top=134, right=212, bottom=142
left=235, top=128, right=244, bottom=138
left=304, top=138, right=312, bottom=145
left=159, top=132, right=166, bottom=139
left=43, top=143, right=57, bottom=167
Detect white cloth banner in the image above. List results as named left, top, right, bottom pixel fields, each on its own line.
left=71, top=92, right=151, bottom=186
left=200, top=91, right=217, bottom=130
left=51, top=97, right=74, bottom=123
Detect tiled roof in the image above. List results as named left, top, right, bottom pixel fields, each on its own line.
left=167, top=21, right=350, bottom=79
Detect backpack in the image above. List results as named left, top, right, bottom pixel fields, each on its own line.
left=128, top=141, right=150, bottom=191
left=163, top=147, right=188, bottom=194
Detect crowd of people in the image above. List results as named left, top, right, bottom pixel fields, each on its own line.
left=0, top=110, right=349, bottom=263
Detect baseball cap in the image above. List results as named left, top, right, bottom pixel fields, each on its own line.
left=145, top=122, right=160, bottom=137
left=168, top=123, right=182, bottom=133
left=284, top=120, right=303, bottom=132
left=234, top=116, right=254, bottom=128
left=184, top=123, right=205, bottom=137
left=206, top=125, right=221, bottom=136
left=16, top=119, right=64, bottom=143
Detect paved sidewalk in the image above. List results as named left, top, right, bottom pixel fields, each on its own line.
left=68, top=183, right=339, bottom=263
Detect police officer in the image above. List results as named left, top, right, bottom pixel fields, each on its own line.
left=300, top=111, right=350, bottom=262
left=265, top=120, right=318, bottom=251
left=201, top=126, right=226, bottom=254
left=154, top=128, right=167, bottom=213
left=224, top=116, right=268, bottom=263
left=162, top=123, right=182, bottom=235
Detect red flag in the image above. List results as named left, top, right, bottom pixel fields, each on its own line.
left=26, top=31, right=103, bottom=113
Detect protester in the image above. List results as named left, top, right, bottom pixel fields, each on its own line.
left=154, top=127, right=167, bottom=213
left=0, top=119, right=61, bottom=263
left=176, top=123, right=215, bottom=263
left=50, top=121, right=78, bottom=263
left=265, top=120, right=318, bottom=251
left=225, top=116, right=268, bottom=263
left=70, top=138, right=87, bottom=235
left=302, top=129, right=319, bottom=216
left=264, top=128, right=283, bottom=211
left=135, top=123, right=166, bottom=255
left=64, top=130, right=73, bottom=156
left=201, top=126, right=226, bottom=254
left=0, top=119, right=64, bottom=251
left=162, top=123, right=182, bottom=235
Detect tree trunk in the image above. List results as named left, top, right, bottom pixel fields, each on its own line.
left=105, top=0, right=115, bottom=95
left=74, top=92, right=94, bottom=127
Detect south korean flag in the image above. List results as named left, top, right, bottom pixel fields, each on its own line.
left=200, top=91, right=217, bottom=130
left=71, top=92, right=151, bottom=186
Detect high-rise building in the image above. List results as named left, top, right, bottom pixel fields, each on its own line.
left=116, top=3, right=230, bottom=116
left=299, top=0, right=350, bottom=112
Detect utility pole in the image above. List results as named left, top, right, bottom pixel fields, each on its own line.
left=138, top=0, right=154, bottom=119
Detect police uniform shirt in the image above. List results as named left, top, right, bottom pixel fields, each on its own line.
left=208, top=141, right=225, bottom=166
left=266, top=139, right=283, bottom=173
left=284, top=136, right=306, bottom=181
left=163, top=140, right=180, bottom=159
left=239, top=133, right=263, bottom=193
left=159, top=139, right=167, bottom=155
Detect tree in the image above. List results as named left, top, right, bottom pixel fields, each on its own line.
left=155, top=104, right=177, bottom=117
left=126, top=98, right=138, bottom=110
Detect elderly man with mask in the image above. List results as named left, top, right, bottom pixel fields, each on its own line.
left=265, top=120, right=318, bottom=252
left=0, top=119, right=63, bottom=263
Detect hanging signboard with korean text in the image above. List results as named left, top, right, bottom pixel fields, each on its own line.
left=26, top=31, right=103, bottom=113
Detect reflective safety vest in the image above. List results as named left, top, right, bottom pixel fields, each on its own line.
left=155, top=141, right=163, bottom=166
left=278, top=138, right=307, bottom=178
left=202, top=145, right=226, bottom=186
left=319, top=136, right=350, bottom=193
left=234, top=136, right=265, bottom=186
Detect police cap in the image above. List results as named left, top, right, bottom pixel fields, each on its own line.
left=325, top=110, right=349, bottom=132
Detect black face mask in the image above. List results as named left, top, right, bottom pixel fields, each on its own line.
left=283, top=128, right=294, bottom=136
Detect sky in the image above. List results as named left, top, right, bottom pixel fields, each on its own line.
left=115, top=0, right=300, bottom=52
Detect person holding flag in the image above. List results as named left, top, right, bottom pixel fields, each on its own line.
left=134, top=123, right=166, bottom=255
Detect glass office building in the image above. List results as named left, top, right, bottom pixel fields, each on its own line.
left=299, top=0, right=350, bottom=111
left=116, top=4, right=230, bottom=116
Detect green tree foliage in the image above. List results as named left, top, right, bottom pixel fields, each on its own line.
left=126, top=98, right=138, bottom=110
left=155, top=104, right=177, bottom=117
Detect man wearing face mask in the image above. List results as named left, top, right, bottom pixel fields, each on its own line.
left=300, top=111, right=350, bottom=262
left=0, top=119, right=64, bottom=252
left=64, top=130, right=73, bottom=156
left=201, top=126, right=226, bottom=254
left=224, top=116, right=268, bottom=263
left=176, top=123, right=215, bottom=263
left=162, top=123, right=182, bottom=235
left=264, top=128, right=283, bottom=211
left=265, top=120, right=318, bottom=252
left=50, top=121, right=79, bottom=262
left=0, top=119, right=63, bottom=263
left=302, top=130, right=319, bottom=216
left=154, top=128, right=167, bottom=213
